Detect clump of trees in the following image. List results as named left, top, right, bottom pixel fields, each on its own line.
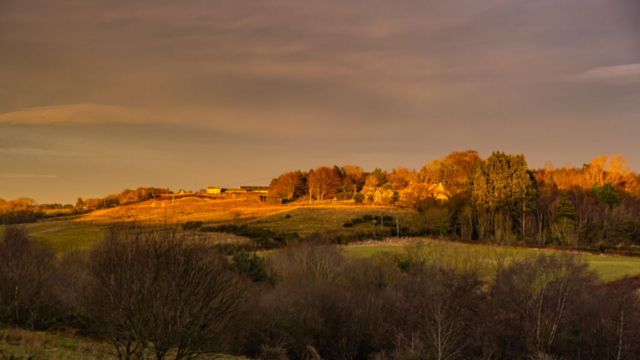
left=1, top=227, right=640, bottom=360
left=267, top=151, right=640, bottom=248
left=0, top=197, right=45, bottom=224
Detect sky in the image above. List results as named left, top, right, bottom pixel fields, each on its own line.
left=1, top=0, right=639, bottom=204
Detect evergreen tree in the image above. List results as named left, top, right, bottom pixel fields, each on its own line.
left=75, top=197, right=84, bottom=210
left=468, top=151, right=538, bottom=236
left=591, top=183, right=621, bottom=209
left=554, top=191, right=576, bottom=223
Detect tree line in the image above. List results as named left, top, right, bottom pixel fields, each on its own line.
left=268, top=151, right=640, bottom=248
left=1, top=224, right=639, bottom=360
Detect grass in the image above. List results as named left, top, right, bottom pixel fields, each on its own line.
left=2, top=199, right=422, bottom=251
left=0, top=328, right=248, bottom=359
left=0, top=222, right=104, bottom=251
left=250, top=205, right=422, bottom=235
left=0, top=328, right=111, bottom=359
left=343, top=240, right=640, bottom=282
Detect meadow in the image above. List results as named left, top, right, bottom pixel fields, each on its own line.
left=343, top=239, right=640, bottom=282
left=3, top=197, right=640, bottom=283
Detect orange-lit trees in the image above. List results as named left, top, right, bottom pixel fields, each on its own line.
left=419, top=150, right=481, bottom=193
left=388, top=167, right=418, bottom=190
left=273, top=171, right=304, bottom=200
left=307, top=167, right=341, bottom=201
left=342, top=165, right=367, bottom=194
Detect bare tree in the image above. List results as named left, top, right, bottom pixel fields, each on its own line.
left=307, top=167, right=341, bottom=202
left=0, top=226, right=55, bottom=328
left=88, top=223, right=249, bottom=360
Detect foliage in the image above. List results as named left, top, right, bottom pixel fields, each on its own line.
left=591, top=182, right=621, bottom=208
left=232, top=250, right=267, bottom=282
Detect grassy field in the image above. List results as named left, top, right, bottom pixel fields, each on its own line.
left=2, top=198, right=420, bottom=251
left=0, top=328, right=248, bottom=359
left=249, top=205, right=422, bottom=235
left=343, top=240, right=640, bottom=282
left=0, top=222, right=105, bottom=251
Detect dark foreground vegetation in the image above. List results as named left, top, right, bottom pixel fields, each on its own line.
left=1, top=224, right=640, bottom=360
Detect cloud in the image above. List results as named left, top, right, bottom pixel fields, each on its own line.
left=0, top=173, right=57, bottom=179
left=569, top=64, right=640, bottom=85
left=0, top=104, right=148, bottom=125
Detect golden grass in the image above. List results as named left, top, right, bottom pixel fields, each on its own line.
left=77, top=197, right=290, bottom=224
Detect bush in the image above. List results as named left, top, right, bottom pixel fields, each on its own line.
left=343, top=222, right=354, bottom=228
left=233, top=250, right=267, bottom=282
left=335, top=192, right=354, bottom=201
left=353, top=193, right=365, bottom=204
left=352, top=218, right=364, bottom=225
left=183, top=221, right=203, bottom=231
left=89, top=223, right=249, bottom=359
left=383, top=215, right=393, bottom=222
left=0, top=226, right=56, bottom=328
left=363, top=215, right=374, bottom=221
left=285, top=214, right=291, bottom=218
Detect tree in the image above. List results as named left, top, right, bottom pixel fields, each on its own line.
left=592, top=183, right=621, bottom=209
left=342, top=165, right=367, bottom=193
left=554, top=191, right=575, bottom=223
left=420, top=150, right=482, bottom=193
left=0, top=226, right=55, bottom=328
left=273, top=171, right=304, bottom=200
left=307, top=167, right=341, bottom=201
left=388, top=167, right=418, bottom=190
left=75, top=197, right=85, bottom=210
left=468, top=152, right=538, bottom=236
left=89, top=224, right=248, bottom=360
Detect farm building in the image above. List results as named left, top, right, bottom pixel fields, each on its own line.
left=206, top=186, right=222, bottom=194
left=239, top=186, right=269, bottom=194
left=372, top=188, right=396, bottom=204
left=399, top=183, right=450, bottom=203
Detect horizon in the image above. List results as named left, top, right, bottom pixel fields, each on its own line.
left=2, top=0, right=639, bottom=204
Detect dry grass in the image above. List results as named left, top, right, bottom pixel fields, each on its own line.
left=0, top=328, right=249, bottom=359
left=0, top=328, right=111, bottom=359
left=77, top=197, right=290, bottom=224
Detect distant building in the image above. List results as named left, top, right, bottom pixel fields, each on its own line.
left=239, top=186, right=269, bottom=194
left=397, top=183, right=451, bottom=208
left=206, top=186, right=222, bottom=194
left=373, top=188, right=396, bottom=204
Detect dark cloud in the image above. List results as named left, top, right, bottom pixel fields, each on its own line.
left=0, top=0, right=639, bottom=203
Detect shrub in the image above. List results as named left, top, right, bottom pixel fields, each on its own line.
left=343, top=222, right=354, bottom=228
left=0, top=226, right=56, bottom=328
left=382, top=215, right=393, bottom=222
left=88, top=223, right=249, bottom=359
left=363, top=215, right=374, bottom=221
left=353, top=193, right=365, bottom=204
left=285, top=214, right=291, bottom=218
left=183, top=221, right=203, bottom=231
left=352, top=218, right=364, bottom=225
left=233, top=250, right=267, bottom=282
left=335, top=192, right=354, bottom=201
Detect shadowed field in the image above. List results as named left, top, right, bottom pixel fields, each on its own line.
left=4, top=198, right=419, bottom=250
left=0, top=328, right=248, bottom=360
left=343, top=239, right=640, bottom=282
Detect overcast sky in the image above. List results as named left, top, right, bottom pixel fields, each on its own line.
left=1, top=0, right=639, bottom=204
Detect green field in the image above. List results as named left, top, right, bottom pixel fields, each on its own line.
left=344, top=242, right=640, bottom=282
left=250, top=206, right=422, bottom=235
left=0, top=221, right=105, bottom=251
